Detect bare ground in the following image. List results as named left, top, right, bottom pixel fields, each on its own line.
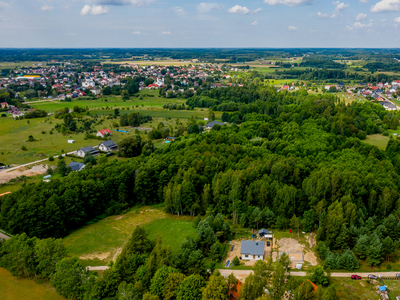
left=0, top=164, right=48, bottom=184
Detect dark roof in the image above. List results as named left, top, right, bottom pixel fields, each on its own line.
left=205, top=121, right=224, bottom=128
left=381, top=101, right=397, bottom=109
left=100, top=140, right=117, bottom=148
left=79, top=146, right=96, bottom=153
left=258, top=229, right=271, bottom=234
left=68, top=162, right=85, bottom=171
left=241, top=241, right=265, bottom=256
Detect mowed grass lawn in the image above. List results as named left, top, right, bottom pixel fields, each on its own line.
left=363, top=134, right=390, bottom=150
left=0, top=268, right=65, bottom=300
left=63, top=206, right=196, bottom=266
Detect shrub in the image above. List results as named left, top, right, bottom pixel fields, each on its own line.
left=49, top=156, right=54, bottom=161
left=232, top=256, right=240, bottom=266
left=21, top=146, right=27, bottom=151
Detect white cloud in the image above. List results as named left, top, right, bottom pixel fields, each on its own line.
left=172, top=6, right=186, bottom=16
left=132, top=31, right=142, bottom=34
left=263, top=0, right=313, bottom=6
left=356, top=12, right=367, bottom=20
left=395, top=16, right=400, bottom=22
left=80, top=5, right=109, bottom=15
left=197, top=3, right=224, bottom=13
left=93, top=0, right=154, bottom=6
left=254, top=8, right=263, bottom=13
left=371, top=0, right=400, bottom=13
left=288, top=25, right=298, bottom=30
left=0, top=1, right=10, bottom=10
left=228, top=5, right=250, bottom=14
left=317, top=12, right=329, bottom=18
left=309, top=28, right=317, bottom=32
left=161, top=31, right=171, bottom=35
left=252, top=20, right=259, bottom=25
left=331, top=1, right=349, bottom=18
left=346, top=21, right=372, bottom=29
left=40, top=5, right=54, bottom=11
left=381, top=18, right=386, bottom=21
left=63, top=4, right=70, bottom=10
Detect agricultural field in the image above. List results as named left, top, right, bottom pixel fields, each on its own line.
left=0, top=268, right=65, bottom=300
left=0, top=91, right=220, bottom=166
left=63, top=206, right=196, bottom=266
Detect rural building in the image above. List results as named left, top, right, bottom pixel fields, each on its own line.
left=205, top=121, right=225, bottom=130
left=381, top=101, right=397, bottom=111
left=96, top=129, right=112, bottom=138
left=229, top=280, right=243, bottom=300
left=240, top=241, right=264, bottom=261
left=77, top=146, right=100, bottom=157
left=68, top=162, right=85, bottom=171
left=99, top=140, right=118, bottom=152
left=0, top=102, right=9, bottom=109
left=165, top=137, right=176, bottom=141
left=258, top=229, right=273, bottom=240
left=68, top=139, right=75, bottom=144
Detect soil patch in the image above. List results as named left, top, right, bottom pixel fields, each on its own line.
left=304, top=251, right=318, bottom=266
left=277, top=238, right=304, bottom=252
left=0, top=164, right=48, bottom=184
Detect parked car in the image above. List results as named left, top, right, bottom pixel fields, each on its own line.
left=267, top=241, right=271, bottom=247
left=351, top=275, right=362, bottom=280
left=368, top=274, right=377, bottom=279
left=396, top=273, right=400, bottom=278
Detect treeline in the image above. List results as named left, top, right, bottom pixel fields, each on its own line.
left=299, top=58, right=346, bottom=69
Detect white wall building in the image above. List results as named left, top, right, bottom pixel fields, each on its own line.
left=241, top=241, right=265, bottom=261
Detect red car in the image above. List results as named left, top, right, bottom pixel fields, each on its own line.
left=351, top=275, right=362, bottom=280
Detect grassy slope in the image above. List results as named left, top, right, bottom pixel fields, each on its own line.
left=0, top=268, right=65, bottom=300
left=330, top=278, right=380, bottom=300
left=63, top=206, right=196, bottom=266
left=363, top=134, right=390, bottom=150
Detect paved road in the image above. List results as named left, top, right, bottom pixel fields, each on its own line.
left=0, top=232, right=11, bottom=241
left=218, top=269, right=400, bottom=280
left=87, top=266, right=110, bottom=271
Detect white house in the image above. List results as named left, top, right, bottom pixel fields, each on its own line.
left=96, top=129, right=112, bottom=138
left=68, top=139, right=75, bottom=144
left=241, top=241, right=264, bottom=261
left=77, top=146, right=100, bottom=158
left=99, top=140, right=118, bottom=152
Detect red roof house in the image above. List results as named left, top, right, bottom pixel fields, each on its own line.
left=97, top=129, right=112, bottom=137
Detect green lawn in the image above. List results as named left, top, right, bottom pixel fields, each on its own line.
left=329, top=278, right=380, bottom=300
left=0, top=267, right=65, bottom=300
left=63, top=206, right=196, bottom=266
left=363, top=134, right=390, bottom=150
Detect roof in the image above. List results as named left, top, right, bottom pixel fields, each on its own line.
left=205, top=121, right=224, bottom=128
left=100, top=140, right=118, bottom=148
left=79, top=146, right=96, bottom=153
left=68, top=162, right=85, bottom=171
left=98, top=129, right=112, bottom=135
left=259, top=228, right=271, bottom=234
left=379, top=286, right=387, bottom=291
left=240, top=241, right=265, bottom=256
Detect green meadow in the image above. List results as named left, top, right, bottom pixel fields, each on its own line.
left=63, top=206, right=196, bottom=266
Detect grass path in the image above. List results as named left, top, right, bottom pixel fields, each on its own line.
left=63, top=206, right=196, bottom=266
left=0, top=268, right=65, bottom=300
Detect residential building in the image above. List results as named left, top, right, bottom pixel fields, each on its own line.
left=96, top=129, right=112, bottom=138
left=240, top=241, right=265, bottom=261
left=68, top=162, right=85, bottom=171
left=77, top=146, right=100, bottom=157
left=99, top=140, right=118, bottom=152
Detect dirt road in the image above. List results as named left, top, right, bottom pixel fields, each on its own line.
left=86, top=266, right=110, bottom=271
left=0, top=232, right=10, bottom=241
left=218, top=269, right=400, bottom=280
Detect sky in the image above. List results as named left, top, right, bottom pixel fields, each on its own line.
left=0, top=0, right=400, bottom=48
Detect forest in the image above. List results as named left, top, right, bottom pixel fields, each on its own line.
left=2, top=83, right=400, bottom=298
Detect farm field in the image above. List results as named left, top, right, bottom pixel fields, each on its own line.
left=0, top=267, right=66, bottom=300
left=363, top=134, right=390, bottom=150
left=63, top=206, right=196, bottom=266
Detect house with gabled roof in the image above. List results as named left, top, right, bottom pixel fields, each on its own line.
left=99, top=140, right=118, bottom=152
left=241, top=240, right=265, bottom=261
left=96, top=129, right=112, bottom=138
left=77, top=146, right=100, bottom=157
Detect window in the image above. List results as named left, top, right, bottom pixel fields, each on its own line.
left=244, top=255, right=248, bottom=258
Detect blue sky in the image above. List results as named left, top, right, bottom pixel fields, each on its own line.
left=0, top=0, right=400, bottom=48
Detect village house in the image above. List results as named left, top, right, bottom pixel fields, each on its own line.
left=205, top=121, right=225, bottom=130
left=96, top=128, right=112, bottom=138
left=0, top=102, right=9, bottom=109
left=68, top=162, right=85, bottom=171
left=240, top=240, right=265, bottom=261
left=77, top=146, right=100, bottom=158
left=98, top=140, right=118, bottom=152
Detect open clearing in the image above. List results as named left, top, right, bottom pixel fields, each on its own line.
left=0, top=267, right=65, bottom=300
left=363, top=134, right=390, bottom=150
left=63, top=206, right=196, bottom=266
left=0, top=164, right=49, bottom=184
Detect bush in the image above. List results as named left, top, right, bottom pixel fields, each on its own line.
left=21, top=146, right=27, bottom=151
left=232, top=256, right=240, bottom=266
left=49, top=156, right=54, bottom=161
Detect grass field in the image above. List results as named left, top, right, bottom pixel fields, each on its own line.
left=63, top=206, right=196, bottom=266
left=329, top=278, right=380, bottom=300
left=363, top=134, right=390, bottom=150
left=0, top=90, right=220, bottom=166
left=0, top=268, right=65, bottom=300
